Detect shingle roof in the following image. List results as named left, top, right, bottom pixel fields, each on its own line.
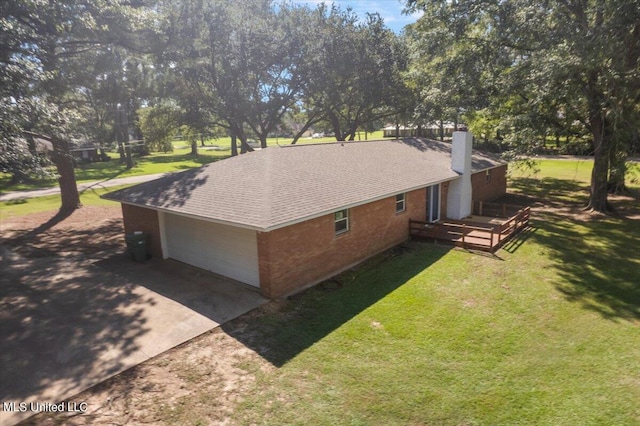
left=104, top=138, right=505, bottom=231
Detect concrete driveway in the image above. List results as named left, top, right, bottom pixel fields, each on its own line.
left=0, top=247, right=266, bottom=426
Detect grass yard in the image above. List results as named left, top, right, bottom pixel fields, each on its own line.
left=221, top=159, right=640, bottom=425
left=0, top=131, right=388, bottom=192
left=0, top=184, right=131, bottom=218
left=9, top=158, right=640, bottom=425
left=0, top=148, right=229, bottom=192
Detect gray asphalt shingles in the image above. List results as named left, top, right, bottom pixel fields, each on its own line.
left=103, top=138, right=504, bottom=231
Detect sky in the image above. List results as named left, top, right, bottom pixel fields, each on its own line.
left=291, top=0, right=423, bottom=33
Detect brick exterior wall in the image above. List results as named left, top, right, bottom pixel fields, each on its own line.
left=257, top=188, right=427, bottom=298
left=118, top=166, right=505, bottom=298
left=121, top=204, right=163, bottom=259
left=471, top=165, right=507, bottom=203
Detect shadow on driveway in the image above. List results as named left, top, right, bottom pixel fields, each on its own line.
left=0, top=248, right=266, bottom=426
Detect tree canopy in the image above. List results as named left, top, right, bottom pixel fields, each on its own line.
left=3, top=0, right=638, bottom=215
left=1, top=0, right=160, bottom=211
left=405, top=0, right=640, bottom=212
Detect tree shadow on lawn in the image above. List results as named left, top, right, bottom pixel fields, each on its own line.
left=509, top=176, right=589, bottom=207
left=222, top=243, right=450, bottom=367
left=75, top=152, right=224, bottom=187
left=531, top=212, right=640, bottom=322
left=136, top=152, right=223, bottom=166
left=510, top=175, right=640, bottom=322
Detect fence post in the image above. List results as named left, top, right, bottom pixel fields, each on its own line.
left=502, top=203, right=507, bottom=218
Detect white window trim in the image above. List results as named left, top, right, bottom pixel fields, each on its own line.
left=428, top=184, right=441, bottom=223
left=395, top=193, right=406, bottom=213
left=334, top=209, right=349, bottom=235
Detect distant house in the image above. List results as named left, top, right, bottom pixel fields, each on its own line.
left=383, top=122, right=457, bottom=139
left=424, top=121, right=456, bottom=139
left=13, top=137, right=54, bottom=157
left=70, top=143, right=101, bottom=163
left=382, top=125, right=417, bottom=138
left=104, top=132, right=507, bottom=298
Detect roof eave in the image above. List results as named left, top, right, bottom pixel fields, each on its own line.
left=261, top=176, right=459, bottom=232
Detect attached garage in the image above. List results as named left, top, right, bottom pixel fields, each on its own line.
left=161, top=213, right=260, bottom=287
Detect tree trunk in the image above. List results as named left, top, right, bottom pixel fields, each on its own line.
left=230, top=132, right=238, bottom=156
left=200, top=134, right=205, bottom=147
left=118, top=141, right=125, bottom=163
left=347, top=121, right=358, bottom=141
left=439, top=120, right=444, bottom=142
left=125, top=144, right=134, bottom=169
left=190, top=138, right=198, bottom=156
left=51, top=136, right=81, bottom=213
left=25, top=131, right=81, bottom=212
left=327, top=111, right=344, bottom=141
left=239, top=137, right=254, bottom=153
left=607, top=148, right=627, bottom=194
left=586, top=110, right=610, bottom=212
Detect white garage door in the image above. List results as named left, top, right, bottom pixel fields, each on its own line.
left=163, top=213, right=260, bottom=287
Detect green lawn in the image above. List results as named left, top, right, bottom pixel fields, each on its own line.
left=0, top=148, right=229, bottom=192
left=2, top=157, right=639, bottom=424
left=186, top=130, right=387, bottom=149
left=0, top=185, right=130, bottom=218
left=221, top=159, right=640, bottom=425
left=1, top=131, right=388, bottom=192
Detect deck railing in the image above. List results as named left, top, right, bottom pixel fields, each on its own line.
left=409, top=204, right=531, bottom=253
left=473, top=201, right=524, bottom=218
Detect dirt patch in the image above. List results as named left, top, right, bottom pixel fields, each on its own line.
left=20, top=318, right=277, bottom=426
left=1, top=206, right=278, bottom=426
left=0, top=206, right=125, bottom=258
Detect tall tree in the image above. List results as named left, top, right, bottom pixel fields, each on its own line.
left=406, top=0, right=640, bottom=212
left=164, top=0, right=307, bottom=152
left=302, top=5, right=408, bottom=141
left=0, top=0, right=157, bottom=212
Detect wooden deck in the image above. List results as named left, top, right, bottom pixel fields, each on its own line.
left=410, top=203, right=531, bottom=253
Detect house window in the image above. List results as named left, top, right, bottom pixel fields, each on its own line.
left=485, top=169, right=492, bottom=183
left=395, top=193, right=406, bottom=213
left=334, top=209, right=349, bottom=234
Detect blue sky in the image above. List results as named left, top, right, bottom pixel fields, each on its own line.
left=291, top=0, right=422, bottom=33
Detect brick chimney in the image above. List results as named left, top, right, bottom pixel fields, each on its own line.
left=446, top=131, right=473, bottom=219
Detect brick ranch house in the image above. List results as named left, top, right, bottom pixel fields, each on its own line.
left=104, top=132, right=507, bottom=298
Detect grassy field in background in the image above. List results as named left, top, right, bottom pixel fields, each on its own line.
left=0, top=185, right=130, bottom=219
left=0, top=131, right=387, bottom=192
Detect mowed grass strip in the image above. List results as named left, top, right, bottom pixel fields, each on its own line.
left=0, top=184, right=131, bottom=218
left=0, top=148, right=229, bottom=192
left=1, top=131, right=388, bottom=192
left=226, top=159, right=640, bottom=425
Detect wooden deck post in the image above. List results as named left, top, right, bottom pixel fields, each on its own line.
left=462, top=224, right=466, bottom=249
left=479, top=201, right=483, bottom=216
left=502, top=203, right=507, bottom=218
